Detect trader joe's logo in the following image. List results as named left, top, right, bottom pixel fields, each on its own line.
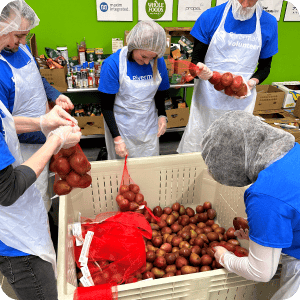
left=146, top=0, right=166, bottom=19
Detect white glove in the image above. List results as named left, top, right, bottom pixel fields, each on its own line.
left=114, top=138, right=129, bottom=158
left=48, top=125, right=81, bottom=154
left=234, top=228, right=249, bottom=240
left=55, top=94, right=74, bottom=111
left=40, top=105, right=78, bottom=137
left=214, top=246, right=230, bottom=266
left=196, top=62, right=213, bottom=80
left=247, top=79, right=257, bottom=91
left=157, top=116, right=168, bottom=137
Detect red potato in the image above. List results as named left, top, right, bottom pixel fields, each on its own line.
left=221, top=72, right=233, bottom=87
left=53, top=180, right=72, bottom=195
left=233, top=217, right=249, bottom=231
left=119, top=185, right=129, bottom=195
left=59, top=146, right=76, bottom=157
left=231, top=76, right=244, bottom=92
left=55, top=157, right=71, bottom=176
left=209, top=71, right=222, bottom=85
left=78, top=174, right=92, bottom=188
left=66, top=171, right=82, bottom=187
left=236, top=83, right=248, bottom=97
left=129, top=184, right=140, bottom=194
left=224, top=86, right=236, bottom=97
left=49, top=156, right=56, bottom=173
left=135, top=193, right=144, bottom=205
left=123, top=191, right=136, bottom=202
left=214, top=81, right=225, bottom=91
left=69, top=153, right=89, bottom=175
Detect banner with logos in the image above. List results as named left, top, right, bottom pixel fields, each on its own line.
left=138, top=0, right=173, bottom=21
left=216, top=0, right=284, bottom=21
left=177, top=0, right=212, bottom=21
left=284, top=2, right=300, bottom=21
left=96, top=0, right=133, bottom=21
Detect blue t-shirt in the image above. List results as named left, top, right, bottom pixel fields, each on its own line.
left=0, top=45, right=61, bottom=144
left=245, top=143, right=300, bottom=259
left=191, top=2, right=278, bottom=59
left=0, top=109, right=29, bottom=257
left=98, top=48, right=170, bottom=94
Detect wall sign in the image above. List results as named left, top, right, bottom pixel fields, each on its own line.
left=96, top=0, right=133, bottom=21
left=177, top=0, right=212, bottom=21
left=138, top=0, right=173, bottom=21
left=284, top=2, right=300, bottom=21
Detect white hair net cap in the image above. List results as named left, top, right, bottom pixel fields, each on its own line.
left=0, top=0, right=39, bottom=36
left=126, top=20, right=166, bottom=58
left=201, top=111, right=295, bottom=187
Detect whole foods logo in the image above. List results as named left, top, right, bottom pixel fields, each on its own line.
left=146, top=0, right=166, bottom=19
left=99, top=2, right=108, bottom=12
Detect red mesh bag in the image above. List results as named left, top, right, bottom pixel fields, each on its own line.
left=115, top=156, right=160, bottom=223
left=73, top=212, right=152, bottom=300
left=50, top=143, right=92, bottom=196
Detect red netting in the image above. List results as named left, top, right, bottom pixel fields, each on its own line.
left=73, top=212, right=152, bottom=300
left=115, top=156, right=160, bottom=222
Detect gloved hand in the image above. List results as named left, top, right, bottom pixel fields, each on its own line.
left=114, top=138, right=129, bottom=158
left=196, top=62, right=213, bottom=80
left=55, top=94, right=74, bottom=111
left=48, top=125, right=82, bottom=154
left=247, top=79, right=258, bottom=91
left=234, top=228, right=249, bottom=240
left=40, top=105, right=78, bottom=137
left=214, top=246, right=230, bottom=266
left=157, top=116, right=168, bottom=137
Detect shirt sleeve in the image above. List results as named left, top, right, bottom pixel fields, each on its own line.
left=260, top=13, right=278, bottom=59
left=245, top=192, right=294, bottom=249
left=0, top=133, right=15, bottom=170
left=98, top=53, right=120, bottom=94
left=191, top=10, right=213, bottom=45
left=157, top=57, right=170, bottom=91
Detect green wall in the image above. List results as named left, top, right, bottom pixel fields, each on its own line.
left=26, top=0, right=300, bottom=105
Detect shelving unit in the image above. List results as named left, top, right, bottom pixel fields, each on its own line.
left=64, top=83, right=194, bottom=139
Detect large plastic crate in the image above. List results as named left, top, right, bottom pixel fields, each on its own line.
left=57, top=153, right=281, bottom=300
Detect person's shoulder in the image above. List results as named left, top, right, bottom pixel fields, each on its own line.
left=260, top=9, right=277, bottom=29
left=202, top=2, right=227, bottom=19
left=103, top=49, right=121, bottom=66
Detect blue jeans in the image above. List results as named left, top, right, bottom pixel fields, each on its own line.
left=0, top=255, right=58, bottom=300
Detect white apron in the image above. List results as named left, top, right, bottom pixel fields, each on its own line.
left=178, top=0, right=262, bottom=153
left=0, top=44, right=51, bottom=211
left=105, top=46, right=162, bottom=160
left=0, top=101, right=56, bottom=274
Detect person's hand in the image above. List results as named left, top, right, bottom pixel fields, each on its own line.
left=55, top=94, right=74, bottom=111
left=234, top=228, right=249, bottom=240
left=247, top=79, right=258, bottom=91
left=40, top=105, right=78, bottom=137
left=214, top=246, right=229, bottom=265
left=196, top=62, right=213, bottom=80
left=157, top=116, right=167, bottom=137
left=114, top=138, right=129, bottom=158
left=48, top=125, right=81, bottom=154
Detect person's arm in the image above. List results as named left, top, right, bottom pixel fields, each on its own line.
left=41, top=77, right=61, bottom=102
left=154, top=89, right=168, bottom=118
left=98, top=91, right=120, bottom=138
left=191, top=38, right=209, bottom=65
left=251, top=57, right=273, bottom=85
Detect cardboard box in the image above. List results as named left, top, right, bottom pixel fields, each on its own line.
left=74, top=116, right=105, bottom=136
left=254, top=109, right=296, bottom=124
left=174, top=58, right=192, bottom=74
left=40, top=65, right=68, bottom=93
left=293, top=99, right=300, bottom=118
left=166, top=107, right=189, bottom=128
left=253, top=85, right=285, bottom=112
left=164, top=58, right=174, bottom=77
left=272, top=81, right=300, bottom=108
left=26, top=33, right=38, bottom=58
left=124, top=31, right=171, bottom=55
left=270, top=124, right=300, bottom=144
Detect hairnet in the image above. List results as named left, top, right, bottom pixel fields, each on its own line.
left=0, top=0, right=39, bottom=36
left=201, top=111, right=295, bottom=187
left=126, top=20, right=166, bottom=58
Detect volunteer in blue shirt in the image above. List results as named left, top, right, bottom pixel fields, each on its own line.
left=0, top=6, right=74, bottom=212
left=201, top=111, right=300, bottom=300
left=0, top=2, right=81, bottom=299
left=98, top=20, right=170, bottom=160
left=178, top=0, right=278, bottom=153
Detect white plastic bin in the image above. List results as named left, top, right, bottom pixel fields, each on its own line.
left=57, top=153, right=281, bottom=300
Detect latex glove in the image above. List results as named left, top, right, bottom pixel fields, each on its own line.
left=157, top=116, right=167, bottom=137
left=48, top=125, right=81, bottom=154
left=247, top=79, right=258, bottom=91
left=196, top=62, right=213, bottom=80
left=55, top=94, right=74, bottom=112
left=114, top=138, right=129, bottom=158
left=214, top=246, right=230, bottom=266
left=40, top=105, right=78, bottom=137
left=234, top=228, right=249, bottom=240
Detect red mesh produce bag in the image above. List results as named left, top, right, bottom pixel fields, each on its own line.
left=50, top=143, right=92, bottom=196
left=73, top=212, right=152, bottom=300
left=115, top=156, right=160, bottom=222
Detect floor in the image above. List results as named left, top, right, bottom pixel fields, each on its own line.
left=0, top=130, right=183, bottom=299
